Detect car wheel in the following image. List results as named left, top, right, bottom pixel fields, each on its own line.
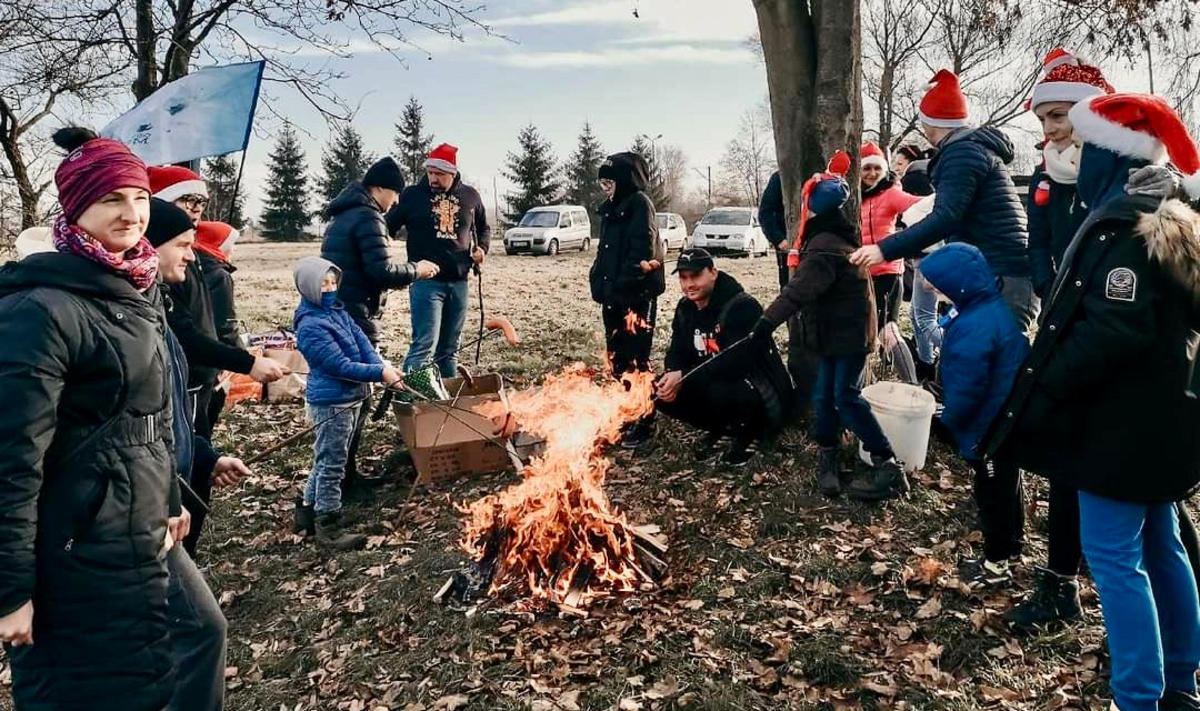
left=548, top=239, right=559, bottom=256
left=581, top=237, right=591, bottom=252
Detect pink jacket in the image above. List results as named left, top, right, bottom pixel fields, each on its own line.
left=860, top=181, right=923, bottom=276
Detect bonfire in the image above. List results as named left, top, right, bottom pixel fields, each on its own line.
left=457, top=363, right=665, bottom=610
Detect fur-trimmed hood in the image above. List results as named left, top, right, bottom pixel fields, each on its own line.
left=1138, top=198, right=1200, bottom=301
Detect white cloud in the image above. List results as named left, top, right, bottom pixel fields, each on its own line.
left=488, top=1, right=630, bottom=27
left=494, top=43, right=753, bottom=69
left=488, top=0, right=755, bottom=41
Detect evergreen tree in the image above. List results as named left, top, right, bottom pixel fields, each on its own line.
left=393, top=96, right=434, bottom=182
left=629, top=135, right=670, bottom=210
left=318, top=123, right=373, bottom=203
left=501, top=124, right=560, bottom=225
left=203, top=154, right=246, bottom=227
left=563, top=122, right=606, bottom=236
left=260, top=125, right=312, bottom=241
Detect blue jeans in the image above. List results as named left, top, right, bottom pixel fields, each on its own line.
left=303, top=402, right=362, bottom=514
left=405, top=279, right=470, bottom=377
left=812, top=353, right=894, bottom=458
left=911, top=258, right=942, bottom=365
left=1079, top=491, right=1200, bottom=711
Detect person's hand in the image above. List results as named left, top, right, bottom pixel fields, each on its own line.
left=849, top=245, right=885, bottom=268
left=249, top=356, right=286, bottom=384
left=776, top=240, right=790, bottom=252
left=381, top=365, right=403, bottom=386
left=213, top=456, right=251, bottom=488
left=655, top=370, right=683, bottom=403
left=168, top=507, right=192, bottom=544
left=1126, top=164, right=1181, bottom=200
left=414, top=260, right=440, bottom=280
left=0, top=601, right=34, bottom=647
left=471, top=246, right=486, bottom=266
left=639, top=259, right=662, bottom=273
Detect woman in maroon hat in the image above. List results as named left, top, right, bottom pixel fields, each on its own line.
left=0, top=127, right=176, bottom=710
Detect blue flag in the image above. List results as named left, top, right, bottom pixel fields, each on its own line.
left=102, top=61, right=264, bottom=165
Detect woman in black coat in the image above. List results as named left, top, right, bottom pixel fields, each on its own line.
left=0, top=128, right=177, bottom=710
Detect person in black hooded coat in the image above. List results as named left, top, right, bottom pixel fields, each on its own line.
left=590, top=152, right=665, bottom=447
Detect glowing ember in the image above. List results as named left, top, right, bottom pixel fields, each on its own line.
left=461, top=364, right=657, bottom=607
left=623, top=309, right=651, bottom=334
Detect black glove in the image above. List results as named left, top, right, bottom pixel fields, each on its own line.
left=749, top=318, right=776, bottom=343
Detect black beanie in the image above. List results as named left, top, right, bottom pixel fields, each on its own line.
left=363, top=157, right=406, bottom=193
left=147, top=198, right=195, bottom=247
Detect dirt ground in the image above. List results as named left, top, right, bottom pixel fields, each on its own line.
left=1, top=241, right=1116, bottom=710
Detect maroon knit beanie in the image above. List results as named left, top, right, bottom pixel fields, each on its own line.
left=52, top=127, right=151, bottom=223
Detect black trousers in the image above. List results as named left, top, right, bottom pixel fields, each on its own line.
left=166, top=546, right=227, bottom=711
left=602, top=299, right=655, bottom=375
left=656, top=375, right=766, bottom=440
left=970, top=454, right=1025, bottom=562
left=184, top=385, right=215, bottom=558
left=775, top=250, right=790, bottom=291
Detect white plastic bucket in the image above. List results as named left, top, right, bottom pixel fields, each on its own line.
left=857, top=381, right=938, bottom=472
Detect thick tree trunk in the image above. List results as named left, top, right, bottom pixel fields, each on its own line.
left=133, top=0, right=158, bottom=101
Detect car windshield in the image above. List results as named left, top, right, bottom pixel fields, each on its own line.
left=519, top=211, right=559, bottom=227
left=701, top=210, right=751, bottom=226
left=657, top=214, right=670, bottom=228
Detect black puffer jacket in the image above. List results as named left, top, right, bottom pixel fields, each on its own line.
left=900, top=158, right=933, bottom=196
left=322, top=182, right=417, bottom=339
left=196, top=250, right=240, bottom=347
left=987, top=196, right=1200, bottom=503
left=665, top=271, right=793, bottom=429
left=879, top=127, right=1031, bottom=277
left=1026, top=165, right=1085, bottom=299
left=166, top=259, right=254, bottom=387
left=0, top=253, right=175, bottom=710
left=590, top=152, right=665, bottom=305
left=763, top=211, right=877, bottom=356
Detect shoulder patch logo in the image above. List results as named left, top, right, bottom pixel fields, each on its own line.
left=1105, top=267, right=1137, bottom=302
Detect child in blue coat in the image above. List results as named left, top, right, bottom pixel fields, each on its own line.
left=293, top=256, right=402, bottom=549
left=918, top=243, right=1031, bottom=587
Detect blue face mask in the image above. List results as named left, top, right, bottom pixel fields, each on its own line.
left=320, top=291, right=337, bottom=308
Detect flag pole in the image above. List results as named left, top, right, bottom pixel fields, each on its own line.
left=228, top=150, right=248, bottom=224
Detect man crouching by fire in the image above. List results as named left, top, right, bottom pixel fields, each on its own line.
left=654, top=248, right=794, bottom=466
left=589, top=151, right=666, bottom=449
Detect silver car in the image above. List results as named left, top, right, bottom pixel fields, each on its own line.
left=503, top=205, right=592, bottom=255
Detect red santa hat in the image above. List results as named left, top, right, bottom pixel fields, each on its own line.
left=148, top=165, right=207, bottom=202
left=826, top=150, right=851, bottom=177
left=860, top=142, right=888, bottom=171
left=919, top=70, right=969, bottom=128
left=195, top=220, right=240, bottom=262
left=1069, top=92, right=1200, bottom=199
left=424, top=143, right=459, bottom=175
left=1028, top=49, right=1114, bottom=111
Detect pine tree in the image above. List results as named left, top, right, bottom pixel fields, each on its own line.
left=501, top=124, right=560, bottom=225
left=629, top=135, right=670, bottom=210
left=318, top=123, right=373, bottom=203
left=260, top=125, right=312, bottom=241
left=203, top=154, right=246, bottom=227
left=393, top=96, right=434, bottom=182
left=564, top=122, right=606, bottom=236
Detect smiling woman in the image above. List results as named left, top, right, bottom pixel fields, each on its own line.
left=0, top=127, right=178, bottom=710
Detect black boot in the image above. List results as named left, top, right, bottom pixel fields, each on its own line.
left=721, top=435, right=755, bottom=467
left=847, top=456, right=909, bottom=502
left=1004, top=567, right=1082, bottom=629
left=314, top=511, right=367, bottom=551
left=293, top=497, right=315, bottom=536
left=1162, top=690, right=1200, bottom=711
left=619, top=417, right=656, bottom=451
left=694, top=431, right=723, bottom=462
left=817, top=446, right=841, bottom=498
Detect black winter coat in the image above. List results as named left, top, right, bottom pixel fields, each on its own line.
left=0, top=253, right=175, bottom=710
left=759, top=171, right=787, bottom=246
left=196, top=250, right=240, bottom=347
left=385, top=175, right=491, bottom=283
left=763, top=211, right=877, bottom=356
left=322, top=182, right=417, bottom=339
left=1026, top=167, right=1086, bottom=299
left=987, top=196, right=1200, bottom=503
left=879, top=127, right=1031, bottom=277
left=665, top=271, right=793, bottom=428
left=591, top=191, right=665, bottom=305
left=900, top=159, right=934, bottom=196
left=166, top=259, right=254, bottom=387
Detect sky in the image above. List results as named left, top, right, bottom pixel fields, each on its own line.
left=224, top=0, right=768, bottom=220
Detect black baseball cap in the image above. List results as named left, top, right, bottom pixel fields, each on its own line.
left=673, top=248, right=715, bottom=274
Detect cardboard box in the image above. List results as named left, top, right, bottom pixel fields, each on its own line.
left=392, top=373, right=516, bottom=484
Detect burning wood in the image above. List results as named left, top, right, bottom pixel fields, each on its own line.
left=623, top=309, right=651, bottom=335
left=455, top=364, right=664, bottom=609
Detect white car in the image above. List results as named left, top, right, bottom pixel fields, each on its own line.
left=503, top=205, right=592, bottom=255
left=689, top=207, right=770, bottom=257
left=656, top=212, right=688, bottom=253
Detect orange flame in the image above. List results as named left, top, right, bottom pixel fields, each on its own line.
left=624, top=309, right=651, bottom=335
left=461, top=364, right=656, bottom=606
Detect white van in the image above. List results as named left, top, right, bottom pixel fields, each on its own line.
left=503, top=205, right=592, bottom=256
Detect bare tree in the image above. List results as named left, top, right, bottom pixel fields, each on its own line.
left=862, top=0, right=937, bottom=150
left=657, top=144, right=690, bottom=212
left=718, top=104, right=777, bottom=205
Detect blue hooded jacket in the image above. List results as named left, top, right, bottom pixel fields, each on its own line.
left=919, top=243, right=1031, bottom=457
left=293, top=256, right=385, bottom=405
